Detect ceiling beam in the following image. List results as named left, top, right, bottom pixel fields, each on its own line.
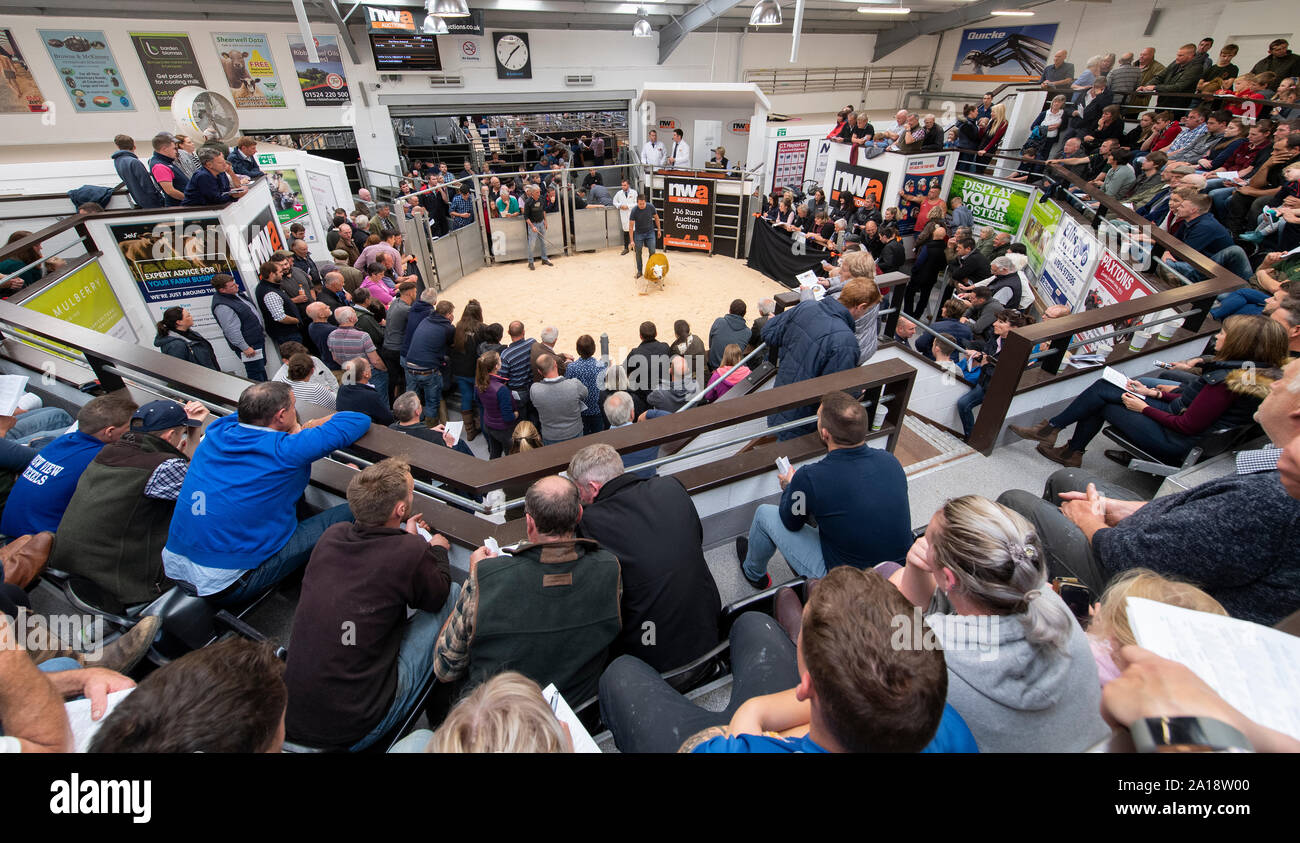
left=870, top=0, right=1048, bottom=62
left=657, top=0, right=749, bottom=65
left=318, top=0, right=363, bottom=65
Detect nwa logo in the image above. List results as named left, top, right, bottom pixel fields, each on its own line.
left=830, top=167, right=885, bottom=207
left=668, top=183, right=708, bottom=200
left=657, top=118, right=677, bottom=130
left=367, top=7, right=416, bottom=29
left=730, top=121, right=750, bottom=134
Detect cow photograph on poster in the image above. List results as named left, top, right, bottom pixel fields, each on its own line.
left=663, top=176, right=714, bottom=253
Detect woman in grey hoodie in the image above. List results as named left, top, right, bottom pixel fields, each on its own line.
left=892, top=495, right=1110, bottom=752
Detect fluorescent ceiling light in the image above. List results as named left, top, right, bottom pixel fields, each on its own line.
left=991, top=9, right=1035, bottom=15
left=858, top=5, right=909, bottom=12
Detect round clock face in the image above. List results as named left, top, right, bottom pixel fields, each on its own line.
left=496, top=35, right=528, bottom=70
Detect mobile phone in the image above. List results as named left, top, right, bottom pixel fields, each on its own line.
left=1052, top=577, right=1092, bottom=623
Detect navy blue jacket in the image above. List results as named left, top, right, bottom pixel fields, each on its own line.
left=916, top=318, right=973, bottom=361
left=228, top=148, right=265, bottom=180
left=761, top=298, right=859, bottom=435
left=406, top=313, right=455, bottom=371
left=184, top=168, right=235, bottom=206
left=1176, top=212, right=1235, bottom=257
left=112, top=150, right=164, bottom=209
left=401, top=301, right=433, bottom=357
left=336, top=383, right=394, bottom=425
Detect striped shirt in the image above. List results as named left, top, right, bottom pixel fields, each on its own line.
left=500, top=338, right=536, bottom=394
left=289, top=379, right=337, bottom=411
left=327, top=327, right=376, bottom=368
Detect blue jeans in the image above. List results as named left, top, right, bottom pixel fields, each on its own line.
left=349, top=582, right=462, bottom=752
left=956, top=382, right=987, bottom=437
left=741, top=503, right=828, bottom=581
left=527, top=220, right=549, bottom=264
left=634, top=232, right=656, bottom=274
left=455, top=375, right=475, bottom=413
left=1208, top=186, right=1235, bottom=218
left=243, top=358, right=268, bottom=382
left=5, top=407, right=73, bottom=448
left=215, top=503, right=354, bottom=607
left=369, top=368, right=389, bottom=402
left=38, top=657, right=82, bottom=673
left=405, top=367, right=443, bottom=423
left=1211, top=287, right=1269, bottom=321
left=1050, top=380, right=1194, bottom=462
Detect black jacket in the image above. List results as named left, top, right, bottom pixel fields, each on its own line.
left=947, top=250, right=992, bottom=286
left=878, top=238, right=906, bottom=273
left=336, top=383, right=394, bottom=425
left=575, top=473, right=721, bottom=671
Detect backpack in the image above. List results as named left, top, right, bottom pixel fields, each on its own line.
left=67, top=183, right=119, bottom=210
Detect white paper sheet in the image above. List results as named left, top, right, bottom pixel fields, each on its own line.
left=0, top=375, right=30, bottom=417
left=65, top=687, right=135, bottom=753
left=541, top=683, right=601, bottom=753
left=443, top=421, right=463, bottom=445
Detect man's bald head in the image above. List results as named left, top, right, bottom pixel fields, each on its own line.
left=524, top=476, right=583, bottom=539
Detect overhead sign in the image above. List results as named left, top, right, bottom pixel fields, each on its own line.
left=663, top=177, right=714, bottom=253
left=289, top=34, right=350, bottom=106
left=827, top=160, right=888, bottom=210
left=365, top=6, right=418, bottom=30
left=949, top=173, right=1032, bottom=235
left=212, top=32, right=286, bottom=109
left=130, top=32, right=205, bottom=110
left=952, top=24, right=1058, bottom=83
left=729, top=120, right=750, bottom=135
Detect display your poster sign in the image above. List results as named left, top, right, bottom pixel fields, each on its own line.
left=951, top=24, right=1058, bottom=83
left=1036, top=213, right=1101, bottom=312
left=897, top=153, right=951, bottom=236
left=1072, top=249, right=1155, bottom=355
left=18, top=261, right=138, bottom=361
left=0, top=29, right=49, bottom=113
left=949, top=173, right=1032, bottom=236
left=212, top=33, right=286, bottom=109
left=109, top=217, right=252, bottom=373
left=131, top=32, right=205, bottom=110
left=663, top=176, right=714, bottom=253
left=827, top=161, right=889, bottom=210
left=289, top=35, right=350, bottom=106
left=39, top=29, right=134, bottom=112
left=772, top=139, right=809, bottom=191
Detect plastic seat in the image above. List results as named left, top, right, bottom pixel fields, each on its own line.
left=1102, top=422, right=1262, bottom=477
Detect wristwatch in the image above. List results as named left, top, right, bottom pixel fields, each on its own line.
left=1130, top=716, right=1253, bottom=753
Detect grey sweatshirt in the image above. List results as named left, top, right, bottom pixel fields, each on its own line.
left=530, top=376, right=588, bottom=442
left=926, top=588, right=1110, bottom=753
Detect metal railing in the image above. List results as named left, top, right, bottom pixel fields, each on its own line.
left=745, top=65, right=931, bottom=97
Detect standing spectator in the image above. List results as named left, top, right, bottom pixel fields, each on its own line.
left=162, top=382, right=371, bottom=604
left=500, top=321, right=537, bottom=423
left=358, top=262, right=395, bottom=307
left=148, top=132, right=189, bottom=207
left=305, top=302, right=340, bottom=373
left=529, top=325, right=571, bottom=377
left=624, top=321, right=672, bottom=417
left=290, top=239, right=323, bottom=290
left=1251, top=38, right=1300, bottom=82
left=760, top=293, right=860, bottom=439
left=708, top=300, right=751, bottom=371
left=154, top=306, right=218, bottom=370
left=1107, top=52, right=1142, bottom=98
left=404, top=300, right=456, bottom=424
left=382, top=282, right=417, bottom=399
left=670, top=320, right=708, bottom=384
left=210, top=273, right=267, bottom=381
left=475, top=351, right=517, bottom=459
left=1136, top=43, right=1202, bottom=96
left=448, top=301, right=484, bottom=439
left=449, top=184, right=475, bottom=230
left=369, top=203, right=400, bottom=237
left=530, top=353, right=588, bottom=445
left=110, top=134, right=164, bottom=209
left=1038, top=49, right=1075, bottom=95
left=566, top=334, right=607, bottom=435
left=254, top=259, right=303, bottom=348
left=336, top=357, right=394, bottom=426
left=316, top=271, right=352, bottom=316
left=172, top=134, right=201, bottom=179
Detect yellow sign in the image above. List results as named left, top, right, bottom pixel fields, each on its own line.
left=17, top=260, right=137, bottom=359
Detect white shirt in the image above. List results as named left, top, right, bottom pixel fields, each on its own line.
left=668, top=140, right=691, bottom=169
left=641, top=140, right=666, bottom=167
left=878, top=120, right=906, bottom=142
left=613, top=188, right=638, bottom=226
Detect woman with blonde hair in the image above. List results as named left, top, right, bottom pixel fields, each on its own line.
left=891, top=495, right=1110, bottom=752
left=703, top=343, right=752, bottom=402
left=388, top=671, right=574, bottom=753
left=976, top=103, right=1008, bottom=170
left=510, top=420, right=544, bottom=454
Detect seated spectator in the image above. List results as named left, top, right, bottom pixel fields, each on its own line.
left=510, top=420, right=545, bottom=454
left=48, top=399, right=207, bottom=607
left=998, top=357, right=1300, bottom=626
left=703, top=344, right=752, bottom=403
left=1, top=400, right=73, bottom=450
left=670, top=320, right=707, bottom=384
left=182, top=147, right=246, bottom=206
left=530, top=353, right=587, bottom=445
left=569, top=443, right=721, bottom=672
left=600, top=566, right=976, bottom=754
left=1, top=394, right=137, bottom=539
left=285, top=352, right=337, bottom=411
left=888, top=495, right=1109, bottom=752
left=153, top=307, right=219, bottom=370
left=956, top=309, right=1027, bottom=440
left=1087, top=569, right=1226, bottom=687
left=433, top=476, right=621, bottom=702
left=284, top=458, right=458, bottom=750
left=624, top=321, right=671, bottom=417
left=917, top=299, right=973, bottom=361
left=647, top=355, right=700, bottom=412
left=336, top=357, right=393, bottom=426
left=272, top=341, right=337, bottom=394
left=162, top=382, right=371, bottom=605
left=602, top=391, right=658, bottom=476
left=88, top=638, right=286, bottom=753
left=392, top=672, right=573, bottom=753
left=708, top=300, right=751, bottom=371
left=737, top=391, right=912, bottom=588
left=1010, top=315, right=1286, bottom=467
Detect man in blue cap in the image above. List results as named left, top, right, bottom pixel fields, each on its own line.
left=47, top=399, right=208, bottom=608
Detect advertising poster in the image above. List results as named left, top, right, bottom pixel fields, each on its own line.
left=897, top=153, right=951, bottom=236
left=772, top=139, right=809, bottom=191
left=130, top=32, right=205, bottom=109
left=1073, top=249, right=1155, bottom=355
left=827, top=160, right=889, bottom=211
left=212, top=32, right=286, bottom=109
left=663, top=176, right=714, bottom=253
left=305, top=171, right=337, bottom=243
left=1022, top=196, right=1063, bottom=278
left=1037, top=214, right=1101, bottom=313
left=109, top=217, right=250, bottom=373
left=18, top=261, right=138, bottom=360
left=811, top=139, right=833, bottom=186
left=0, top=29, right=49, bottom=113
left=951, top=24, right=1058, bottom=83
left=289, top=35, right=350, bottom=106
left=268, top=168, right=312, bottom=234
left=39, top=30, right=134, bottom=112
left=949, top=173, right=1032, bottom=236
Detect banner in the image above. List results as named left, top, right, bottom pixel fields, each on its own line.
left=951, top=24, right=1058, bottom=83
left=811, top=139, right=833, bottom=186
left=746, top=216, right=833, bottom=288
left=0, top=29, right=49, bottom=113
left=897, top=153, right=951, bottom=236
left=289, top=35, right=350, bottom=106
left=365, top=6, right=483, bottom=34
left=19, top=261, right=137, bottom=360
left=1022, top=196, right=1063, bottom=279
left=212, top=32, right=286, bottom=109
left=1073, top=249, right=1156, bottom=354
left=949, top=173, right=1032, bottom=236
left=305, top=171, right=337, bottom=243
left=109, top=217, right=251, bottom=373
left=130, top=32, right=205, bottom=110
left=772, top=139, right=809, bottom=191
left=827, top=160, right=889, bottom=210
left=662, top=176, right=714, bottom=253
left=40, top=30, right=134, bottom=112
left=1037, top=214, right=1101, bottom=313
left=268, top=169, right=312, bottom=234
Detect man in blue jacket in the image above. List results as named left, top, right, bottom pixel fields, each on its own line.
left=405, top=300, right=456, bottom=424
left=760, top=294, right=860, bottom=439
left=110, top=135, right=164, bottom=209
left=162, top=381, right=372, bottom=605
left=183, top=147, right=247, bottom=206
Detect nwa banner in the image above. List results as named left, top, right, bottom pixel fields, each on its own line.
left=130, top=32, right=205, bottom=110
left=663, top=177, right=714, bottom=252
left=289, top=35, right=350, bottom=106
left=0, top=29, right=49, bottom=113
left=1036, top=214, right=1101, bottom=313
left=212, top=32, right=286, bottom=109
left=1073, top=249, right=1155, bottom=354
left=827, top=160, right=889, bottom=211
left=949, top=173, right=1032, bottom=236
left=365, top=6, right=484, bottom=34
left=951, top=24, right=1057, bottom=83
left=898, top=153, right=952, bottom=236
left=40, top=30, right=134, bottom=112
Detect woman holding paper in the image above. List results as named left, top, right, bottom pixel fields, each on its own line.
left=1010, top=315, right=1288, bottom=467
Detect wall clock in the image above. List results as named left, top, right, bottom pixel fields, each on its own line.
left=493, top=32, right=531, bottom=79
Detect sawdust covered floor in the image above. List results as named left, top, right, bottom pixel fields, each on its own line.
left=435, top=247, right=791, bottom=358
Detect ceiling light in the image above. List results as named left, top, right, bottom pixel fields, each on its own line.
left=858, top=5, right=909, bottom=12
left=427, top=0, right=471, bottom=18
left=991, top=9, right=1035, bottom=15
left=422, top=14, right=449, bottom=33
left=633, top=6, right=653, bottom=36
left=749, top=0, right=782, bottom=26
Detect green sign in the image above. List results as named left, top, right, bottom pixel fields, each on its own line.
left=776, top=128, right=786, bottom=137
left=258, top=153, right=277, bottom=165
left=949, top=173, right=1032, bottom=236
left=1022, top=196, right=1063, bottom=279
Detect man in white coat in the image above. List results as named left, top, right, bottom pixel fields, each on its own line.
left=641, top=129, right=667, bottom=171
left=612, top=178, right=638, bottom=256
left=667, top=129, right=691, bottom=169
